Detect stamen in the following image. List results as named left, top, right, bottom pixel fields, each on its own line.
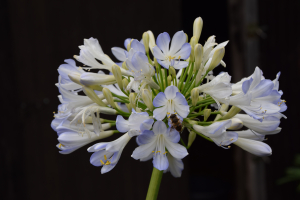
left=105, top=160, right=111, bottom=165
left=100, top=160, right=105, bottom=165
left=104, top=155, right=107, bottom=160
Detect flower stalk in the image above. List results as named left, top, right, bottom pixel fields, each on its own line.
left=146, top=167, right=163, bottom=200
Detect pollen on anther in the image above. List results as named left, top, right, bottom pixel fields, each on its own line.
left=58, top=143, right=62, bottom=148
left=100, top=160, right=105, bottom=165
left=104, top=155, right=107, bottom=160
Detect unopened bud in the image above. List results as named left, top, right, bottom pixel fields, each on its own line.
left=195, top=68, right=203, bottom=85
left=126, top=39, right=134, bottom=51
left=103, top=88, right=117, bottom=109
left=112, top=65, right=123, bottom=89
left=203, top=109, right=211, bottom=122
left=207, top=48, right=225, bottom=72
left=147, top=31, right=156, bottom=53
left=122, top=61, right=128, bottom=70
left=187, top=131, right=197, bottom=149
left=154, top=58, right=159, bottom=68
left=82, top=86, right=106, bottom=107
left=147, top=80, right=160, bottom=90
left=185, top=33, right=188, bottom=43
left=167, top=75, right=172, bottom=86
left=125, top=103, right=132, bottom=113
left=122, top=78, right=129, bottom=91
left=228, top=118, right=243, bottom=130
left=68, top=72, right=82, bottom=85
left=129, top=93, right=137, bottom=110
left=193, top=17, right=203, bottom=43
left=142, top=89, right=153, bottom=111
left=190, top=36, right=197, bottom=48
left=191, top=88, right=200, bottom=106
left=80, top=72, right=116, bottom=86
left=169, top=66, right=176, bottom=78
left=194, top=44, right=203, bottom=71
left=198, top=96, right=204, bottom=101
left=143, top=32, right=150, bottom=54
left=190, top=46, right=195, bottom=62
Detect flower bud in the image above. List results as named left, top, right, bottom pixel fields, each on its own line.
left=143, top=32, right=150, bottom=54
left=122, top=78, right=129, bottom=91
left=80, top=72, right=116, bottom=86
left=194, top=44, right=203, bottom=71
left=207, top=48, right=225, bottom=72
left=193, top=17, right=203, bottom=44
left=154, top=58, right=159, bottom=68
left=198, top=96, right=204, bottom=102
left=185, top=33, right=188, bottom=43
left=112, top=65, right=123, bottom=89
left=203, top=109, right=211, bottom=122
left=82, top=86, right=107, bottom=107
left=195, top=68, right=203, bottom=85
left=126, top=39, right=134, bottom=51
left=228, top=118, right=243, bottom=130
left=126, top=103, right=132, bottom=113
left=190, top=36, right=197, bottom=49
left=191, top=88, right=200, bottom=106
left=129, top=93, right=137, bottom=110
left=147, top=30, right=156, bottom=53
left=167, top=75, right=172, bottom=86
left=103, top=88, right=117, bottom=109
left=187, top=131, right=197, bottom=149
left=142, top=89, right=153, bottom=111
left=169, top=66, right=176, bottom=78
left=122, top=61, right=128, bottom=70
left=68, top=72, right=82, bottom=85
left=190, top=46, right=195, bottom=62
left=147, top=80, right=160, bottom=90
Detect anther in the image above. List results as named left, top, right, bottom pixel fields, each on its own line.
left=104, top=155, right=107, bottom=160
left=100, top=160, right=105, bottom=165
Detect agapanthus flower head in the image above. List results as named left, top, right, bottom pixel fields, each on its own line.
left=51, top=16, right=287, bottom=192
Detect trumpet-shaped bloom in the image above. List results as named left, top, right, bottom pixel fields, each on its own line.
left=235, top=114, right=280, bottom=133
left=233, top=137, right=272, bottom=157
left=111, top=38, right=132, bottom=66
left=116, top=110, right=154, bottom=137
left=153, top=86, right=189, bottom=120
left=88, top=133, right=131, bottom=174
left=153, top=31, right=191, bottom=69
left=196, top=72, right=232, bottom=106
left=132, top=121, right=188, bottom=171
left=193, top=120, right=238, bottom=147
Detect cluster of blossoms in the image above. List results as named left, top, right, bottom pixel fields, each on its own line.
left=51, top=17, right=287, bottom=178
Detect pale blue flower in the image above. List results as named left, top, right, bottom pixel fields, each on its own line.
left=132, top=121, right=188, bottom=171
left=153, top=31, right=191, bottom=69
left=88, top=133, right=131, bottom=174
left=153, top=86, right=189, bottom=120
left=116, top=110, right=154, bottom=137
left=193, top=120, right=238, bottom=147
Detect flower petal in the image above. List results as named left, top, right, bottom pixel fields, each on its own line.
left=131, top=139, right=156, bottom=159
left=130, top=40, right=145, bottom=54
left=140, top=119, right=154, bottom=131
left=153, top=106, right=167, bottom=120
left=173, top=92, right=188, bottom=105
left=116, top=115, right=129, bottom=133
left=152, top=121, right=167, bottom=135
left=165, top=154, right=184, bottom=178
left=137, top=130, right=155, bottom=145
left=153, top=92, right=167, bottom=107
left=169, top=31, right=187, bottom=55
left=153, top=154, right=169, bottom=171
left=153, top=46, right=166, bottom=60
left=173, top=43, right=191, bottom=59
left=111, top=47, right=127, bottom=61
left=173, top=61, right=189, bottom=69
left=174, top=104, right=189, bottom=118
left=165, top=139, right=188, bottom=159
left=156, top=32, right=170, bottom=54
left=164, top=86, right=179, bottom=99
left=234, top=138, right=272, bottom=156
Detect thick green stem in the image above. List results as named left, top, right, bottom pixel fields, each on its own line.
left=146, top=167, right=163, bottom=200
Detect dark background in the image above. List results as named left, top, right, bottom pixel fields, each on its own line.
left=1, top=0, right=299, bottom=199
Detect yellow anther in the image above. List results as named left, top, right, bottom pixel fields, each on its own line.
left=105, top=160, right=111, bottom=165
left=228, top=146, right=231, bottom=148
left=58, top=143, right=62, bottom=148
left=100, top=160, right=105, bottom=165
left=104, top=155, right=107, bottom=160
left=152, top=151, right=155, bottom=153
left=178, top=56, right=181, bottom=59
left=163, top=151, right=168, bottom=154
left=230, top=138, right=233, bottom=141
left=141, top=69, right=142, bottom=71
left=53, top=111, right=55, bottom=113
left=157, top=151, right=161, bottom=153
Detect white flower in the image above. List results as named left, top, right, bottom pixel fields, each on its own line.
left=193, top=120, right=238, bottom=147
left=153, top=86, right=189, bottom=120
left=153, top=31, right=191, bottom=69
left=233, top=137, right=272, bottom=157
left=116, top=110, right=154, bottom=137
left=196, top=72, right=232, bottom=106
left=88, top=133, right=131, bottom=174
left=132, top=121, right=188, bottom=171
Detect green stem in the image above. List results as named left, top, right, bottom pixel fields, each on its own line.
left=146, top=167, right=163, bottom=200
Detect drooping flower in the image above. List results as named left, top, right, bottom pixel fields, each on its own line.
left=116, top=110, right=154, bottom=137
left=233, top=137, right=272, bottom=157
left=88, top=133, right=131, bottom=174
left=153, top=86, right=189, bottom=120
left=132, top=121, right=188, bottom=171
left=153, top=31, right=191, bottom=69
left=193, top=120, right=238, bottom=147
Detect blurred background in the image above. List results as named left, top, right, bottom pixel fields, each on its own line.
left=1, top=0, right=299, bottom=199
